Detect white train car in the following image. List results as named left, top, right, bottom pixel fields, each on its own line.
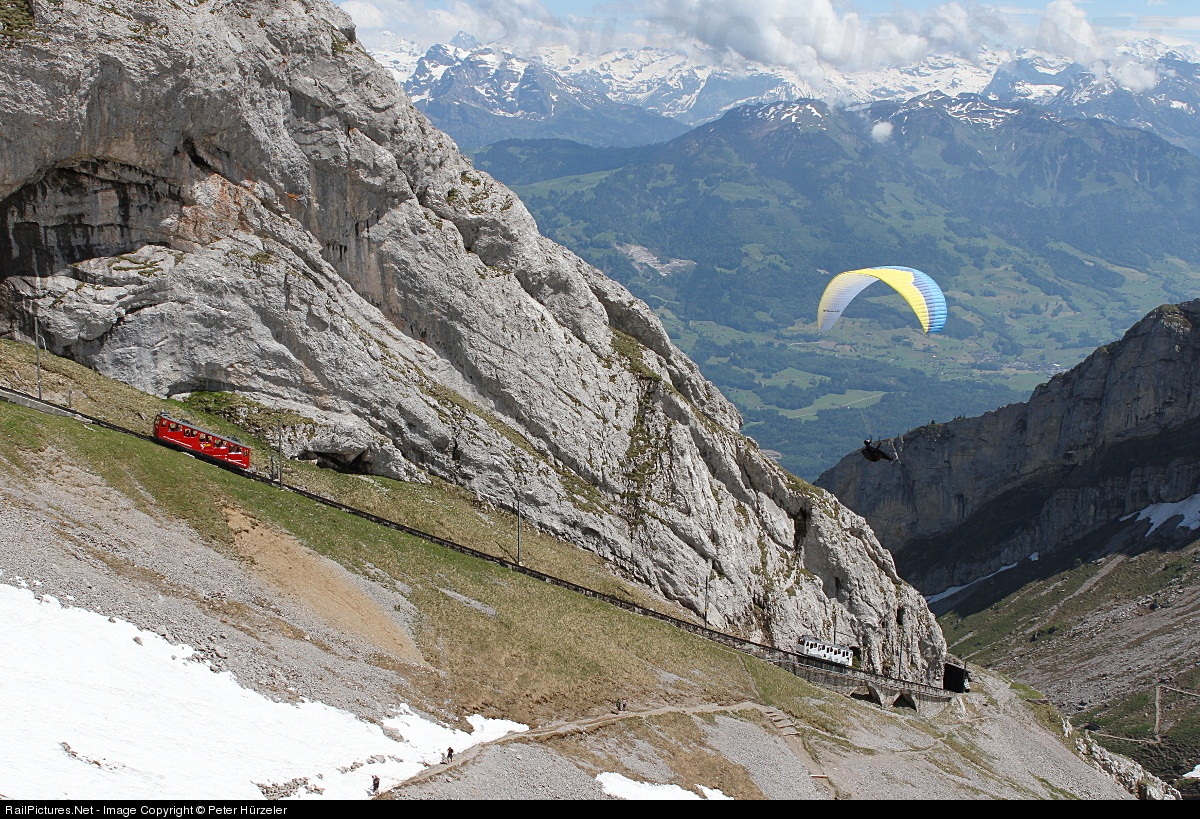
left=797, top=635, right=853, bottom=667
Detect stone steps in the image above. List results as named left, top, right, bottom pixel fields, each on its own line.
left=763, top=708, right=800, bottom=736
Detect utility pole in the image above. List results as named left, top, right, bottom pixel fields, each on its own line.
left=512, top=463, right=525, bottom=566
left=703, top=559, right=711, bottom=627
left=275, top=421, right=284, bottom=486
left=1155, top=685, right=1162, bottom=743
left=33, top=301, right=42, bottom=401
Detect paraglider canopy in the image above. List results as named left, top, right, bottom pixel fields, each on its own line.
left=817, top=266, right=947, bottom=334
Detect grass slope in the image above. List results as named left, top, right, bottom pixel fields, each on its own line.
left=0, top=339, right=1131, bottom=798
left=937, top=536, right=1200, bottom=793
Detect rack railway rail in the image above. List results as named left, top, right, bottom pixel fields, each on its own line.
left=0, top=385, right=956, bottom=705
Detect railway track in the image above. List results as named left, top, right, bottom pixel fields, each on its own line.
left=0, top=385, right=954, bottom=702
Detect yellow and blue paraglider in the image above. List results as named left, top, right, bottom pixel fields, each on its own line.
left=817, top=266, right=947, bottom=334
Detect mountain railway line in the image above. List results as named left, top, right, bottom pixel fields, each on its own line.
left=0, top=384, right=956, bottom=707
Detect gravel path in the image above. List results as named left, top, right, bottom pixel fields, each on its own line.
left=385, top=685, right=1137, bottom=800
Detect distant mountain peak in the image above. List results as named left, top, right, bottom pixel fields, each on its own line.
left=877, top=91, right=1030, bottom=134
left=449, top=30, right=481, bottom=50
left=394, top=39, right=689, bottom=149
left=740, top=100, right=830, bottom=126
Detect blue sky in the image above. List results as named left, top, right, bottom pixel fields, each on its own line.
left=344, top=0, right=1200, bottom=65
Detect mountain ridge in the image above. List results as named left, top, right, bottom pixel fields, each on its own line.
left=370, top=34, right=1200, bottom=156
left=814, top=298, right=1200, bottom=606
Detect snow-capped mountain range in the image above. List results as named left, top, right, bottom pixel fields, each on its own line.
left=366, top=32, right=1200, bottom=154
left=384, top=32, right=687, bottom=149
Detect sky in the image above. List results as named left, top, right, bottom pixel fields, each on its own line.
left=343, top=0, right=1200, bottom=69
left=0, top=579, right=728, bottom=799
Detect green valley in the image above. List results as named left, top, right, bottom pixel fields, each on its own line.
left=475, top=96, right=1200, bottom=478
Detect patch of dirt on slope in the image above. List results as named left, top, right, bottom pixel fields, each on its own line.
left=223, top=507, right=424, bottom=667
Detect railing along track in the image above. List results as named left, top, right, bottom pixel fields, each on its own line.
left=0, top=385, right=952, bottom=701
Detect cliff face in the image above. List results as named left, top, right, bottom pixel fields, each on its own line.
left=816, top=300, right=1200, bottom=598
left=0, top=0, right=945, bottom=681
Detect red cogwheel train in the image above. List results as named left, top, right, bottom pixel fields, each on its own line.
left=153, top=414, right=252, bottom=469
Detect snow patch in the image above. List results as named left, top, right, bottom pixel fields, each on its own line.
left=0, top=582, right=526, bottom=799
left=925, top=562, right=1019, bottom=605
left=595, top=772, right=729, bottom=799
left=1121, top=493, right=1200, bottom=536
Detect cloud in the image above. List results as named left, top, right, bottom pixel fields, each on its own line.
left=340, top=1, right=387, bottom=30
left=351, top=0, right=1199, bottom=74
left=871, top=121, right=894, bottom=143
left=343, top=0, right=582, bottom=51
left=634, top=0, right=1045, bottom=77
left=1109, top=60, right=1159, bottom=92
left=641, top=0, right=889, bottom=76
left=1035, top=0, right=1101, bottom=63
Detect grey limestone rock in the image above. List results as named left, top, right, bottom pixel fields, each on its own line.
left=0, top=0, right=945, bottom=682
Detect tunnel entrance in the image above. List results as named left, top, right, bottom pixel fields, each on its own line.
left=943, top=661, right=970, bottom=693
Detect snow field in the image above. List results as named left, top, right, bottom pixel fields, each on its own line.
left=0, top=582, right=526, bottom=800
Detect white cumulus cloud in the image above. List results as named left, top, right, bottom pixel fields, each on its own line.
left=351, top=0, right=1199, bottom=74
left=1109, top=59, right=1159, bottom=92
left=871, top=121, right=894, bottom=143
left=344, top=0, right=581, bottom=51
left=340, top=1, right=387, bottom=30
left=1036, top=0, right=1101, bottom=63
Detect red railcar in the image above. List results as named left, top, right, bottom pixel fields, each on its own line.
left=153, top=414, right=252, bottom=470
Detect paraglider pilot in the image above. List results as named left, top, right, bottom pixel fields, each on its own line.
left=861, top=440, right=894, bottom=462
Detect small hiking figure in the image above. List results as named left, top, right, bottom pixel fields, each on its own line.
left=861, top=440, right=893, bottom=463
left=372, top=774, right=380, bottom=793
left=447, top=747, right=454, bottom=762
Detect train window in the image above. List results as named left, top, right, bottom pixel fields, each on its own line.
left=184, top=429, right=195, bottom=437
left=229, top=446, right=241, bottom=454
left=169, top=423, right=179, bottom=431
left=199, top=434, right=209, bottom=441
